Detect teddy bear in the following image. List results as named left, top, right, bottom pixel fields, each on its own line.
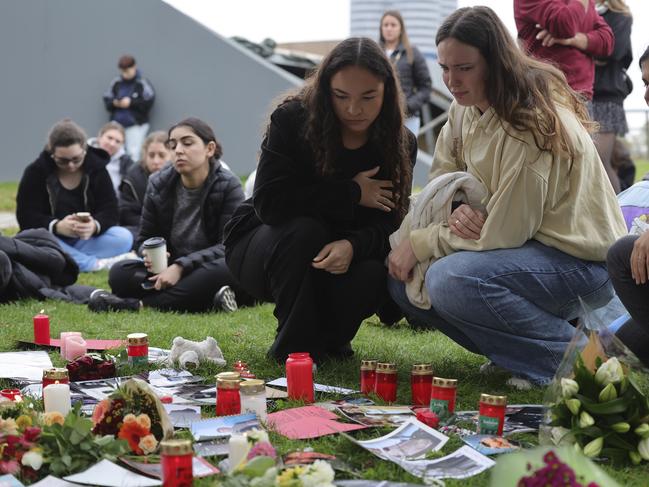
left=167, top=336, right=226, bottom=369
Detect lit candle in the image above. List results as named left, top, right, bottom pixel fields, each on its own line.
left=60, top=332, right=82, bottom=359
left=33, top=311, right=50, bottom=344
left=43, top=383, right=71, bottom=415
left=64, top=335, right=87, bottom=361
left=228, top=434, right=249, bottom=472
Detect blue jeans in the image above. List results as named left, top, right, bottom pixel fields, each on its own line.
left=57, top=226, right=133, bottom=272
left=388, top=240, right=614, bottom=384
left=124, top=123, right=149, bottom=161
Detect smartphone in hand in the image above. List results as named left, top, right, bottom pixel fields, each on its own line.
left=75, top=212, right=91, bottom=223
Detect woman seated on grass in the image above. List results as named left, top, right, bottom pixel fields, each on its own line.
left=387, top=7, right=627, bottom=390
left=119, top=131, right=170, bottom=241
left=224, top=37, right=416, bottom=363
left=16, top=119, right=133, bottom=272
left=88, top=121, right=134, bottom=195
left=607, top=45, right=649, bottom=366
left=88, top=117, right=245, bottom=313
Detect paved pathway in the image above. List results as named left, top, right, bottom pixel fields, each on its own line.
left=0, top=211, right=17, bottom=230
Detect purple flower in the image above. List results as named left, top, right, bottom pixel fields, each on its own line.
left=247, top=441, right=277, bottom=460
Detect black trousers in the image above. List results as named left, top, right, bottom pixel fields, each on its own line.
left=607, top=235, right=649, bottom=364
left=0, top=251, right=11, bottom=300
left=109, top=258, right=240, bottom=313
left=225, top=217, right=390, bottom=362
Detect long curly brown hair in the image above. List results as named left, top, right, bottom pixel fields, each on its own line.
left=437, top=7, right=594, bottom=160
left=282, top=37, right=412, bottom=220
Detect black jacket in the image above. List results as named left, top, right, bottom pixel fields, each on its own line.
left=137, top=161, right=245, bottom=274
left=388, top=44, right=432, bottom=116
left=593, top=10, right=633, bottom=103
left=224, top=100, right=417, bottom=262
left=0, top=228, right=94, bottom=304
left=103, top=73, right=155, bottom=126
left=16, top=147, right=118, bottom=235
left=119, top=163, right=151, bottom=238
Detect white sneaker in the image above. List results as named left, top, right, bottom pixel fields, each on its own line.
left=506, top=377, right=533, bottom=391
left=94, top=251, right=138, bottom=271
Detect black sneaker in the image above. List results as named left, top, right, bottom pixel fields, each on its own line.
left=213, top=286, right=237, bottom=313
left=88, top=290, right=140, bottom=312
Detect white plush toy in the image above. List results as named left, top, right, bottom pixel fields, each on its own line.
left=167, top=336, right=226, bottom=369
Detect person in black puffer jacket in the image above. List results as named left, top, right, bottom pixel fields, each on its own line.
left=379, top=10, right=432, bottom=135
left=89, top=118, right=246, bottom=313
left=16, top=119, right=133, bottom=272
left=119, top=131, right=170, bottom=242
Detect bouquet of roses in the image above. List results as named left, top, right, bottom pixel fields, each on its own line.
left=66, top=353, right=116, bottom=381
left=91, top=378, right=172, bottom=455
left=0, top=415, right=42, bottom=483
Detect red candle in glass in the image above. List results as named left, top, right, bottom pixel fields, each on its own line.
left=160, top=439, right=193, bottom=487
left=374, top=362, right=397, bottom=403
left=478, top=394, right=507, bottom=436
left=216, top=372, right=241, bottom=416
left=286, top=352, right=314, bottom=403
left=42, top=368, right=69, bottom=400
left=0, top=389, right=22, bottom=401
left=360, top=359, right=377, bottom=395
left=430, top=377, right=457, bottom=418
left=411, top=363, right=433, bottom=406
left=127, top=333, right=148, bottom=366
left=33, top=312, right=50, bottom=344
left=233, top=360, right=248, bottom=372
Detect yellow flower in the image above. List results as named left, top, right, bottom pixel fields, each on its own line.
left=276, top=465, right=305, bottom=487
left=43, top=412, right=65, bottom=426
left=138, top=434, right=158, bottom=455
left=123, top=414, right=138, bottom=425
left=136, top=414, right=151, bottom=430
left=16, top=415, right=32, bottom=429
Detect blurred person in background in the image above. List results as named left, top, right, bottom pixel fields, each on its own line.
left=119, top=131, right=171, bottom=241
left=88, top=121, right=134, bottom=194
left=379, top=10, right=432, bottom=135
left=103, top=54, right=155, bottom=161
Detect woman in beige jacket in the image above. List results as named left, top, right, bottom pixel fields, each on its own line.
left=387, top=6, right=627, bottom=389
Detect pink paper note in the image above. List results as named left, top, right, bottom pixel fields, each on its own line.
left=266, top=405, right=366, bottom=439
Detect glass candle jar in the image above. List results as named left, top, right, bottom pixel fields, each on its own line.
left=430, top=377, right=457, bottom=418
left=160, top=439, right=193, bottom=487
left=42, top=368, right=69, bottom=401
left=411, top=363, right=433, bottom=406
left=478, top=394, right=507, bottom=436
left=375, top=362, right=397, bottom=403
left=286, top=352, right=314, bottom=403
left=127, top=333, right=149, bottom=366
left=216, top=372, right=241, bottom=416
left=360, top=359, right=377, bottom=395
left=240, top=379, right=267, bottom=422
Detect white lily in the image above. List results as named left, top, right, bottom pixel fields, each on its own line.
left=550, top=426, right=576, bottom=446
left=639, top=437, right=649, bottom=461
left=561, top=378, right=579, bottom=399
left=21, top=450, right=43, bottom=471
left=595, top=357, right=624, bottom=386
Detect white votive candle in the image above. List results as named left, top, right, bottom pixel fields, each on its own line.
left=43, top=383, right=71, bottom=415
left=228, top=433, right=248, bottom=472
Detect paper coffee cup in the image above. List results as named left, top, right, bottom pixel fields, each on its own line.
left=143, top=237, right=167, bottom=274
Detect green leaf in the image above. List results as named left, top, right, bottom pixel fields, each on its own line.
left=604, top=432, right=636, bottom=451
left=576, top=394, right=630, bottom=415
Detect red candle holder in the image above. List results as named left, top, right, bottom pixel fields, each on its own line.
left=478, top=394, right=507, bottom=436
left=160, top=439, right=193, bottom=487
left=411, top=363, right=433, bottom=406
left=216, top=371, right=241, bottom=416
left=33, top=312, right=50, bottom=345
left=127, top=333, right=149, bottom=366
left=374, top=362, right=397, bottom=403
left=0, top=389, right=22, bottom=401
left=360, top=359, right=377, bottom=395
left=430, top=377, right=457, bottom=419
left=286, top=352, right=314, bottom=403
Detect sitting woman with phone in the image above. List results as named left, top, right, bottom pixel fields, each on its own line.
left=16, top=119, right=133, bottom=272
left=88, top=117, right=245, bottom=313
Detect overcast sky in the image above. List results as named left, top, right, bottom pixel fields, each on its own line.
left=165, top=0, right=648, bottom=113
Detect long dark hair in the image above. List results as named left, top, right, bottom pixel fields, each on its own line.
left=167, top=117, right=223, bottom=161
left=282, top=37, right=411, bottom=219
left=437, top=7, right=593, bottom=158
left=379, top=10, right=414, bottom=64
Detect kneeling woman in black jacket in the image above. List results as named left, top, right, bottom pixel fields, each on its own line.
left=89, top=118, right=245, bottom=313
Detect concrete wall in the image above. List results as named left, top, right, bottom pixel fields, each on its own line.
left=0, top=0, right=301, bottom=181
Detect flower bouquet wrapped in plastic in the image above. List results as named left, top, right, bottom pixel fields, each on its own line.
left=541, top=301, right=649, bottom=465
left=91, top=378, right=173, bottom=455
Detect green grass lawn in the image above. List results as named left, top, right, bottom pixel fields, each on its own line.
left=2, top=164, right=649, bottom=486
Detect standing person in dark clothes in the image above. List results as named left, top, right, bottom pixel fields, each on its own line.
left=607, top=45, right=649, bottom=366
left=89, top=118, right=245, bottom=313
left=16, top=119, right=133, bottom=272
left=119, top=131, right=170, bottom=241
left=103, top=54, right=155, bottom=161
left=592, top=0, right=633, bottom=193
left=224, top=37, right=417, bottom=363
left=379, top=10, right=432, bottom=135
left=515, top=0, right=613, bottom=100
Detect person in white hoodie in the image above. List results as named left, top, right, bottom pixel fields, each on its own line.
left=89, top=121, right=134, bottom=195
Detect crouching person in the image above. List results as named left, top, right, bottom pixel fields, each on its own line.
left=88, top=118, right=245, bottom=313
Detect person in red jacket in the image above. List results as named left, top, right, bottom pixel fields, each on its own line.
left=514, top=0, right=614, bottom=101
